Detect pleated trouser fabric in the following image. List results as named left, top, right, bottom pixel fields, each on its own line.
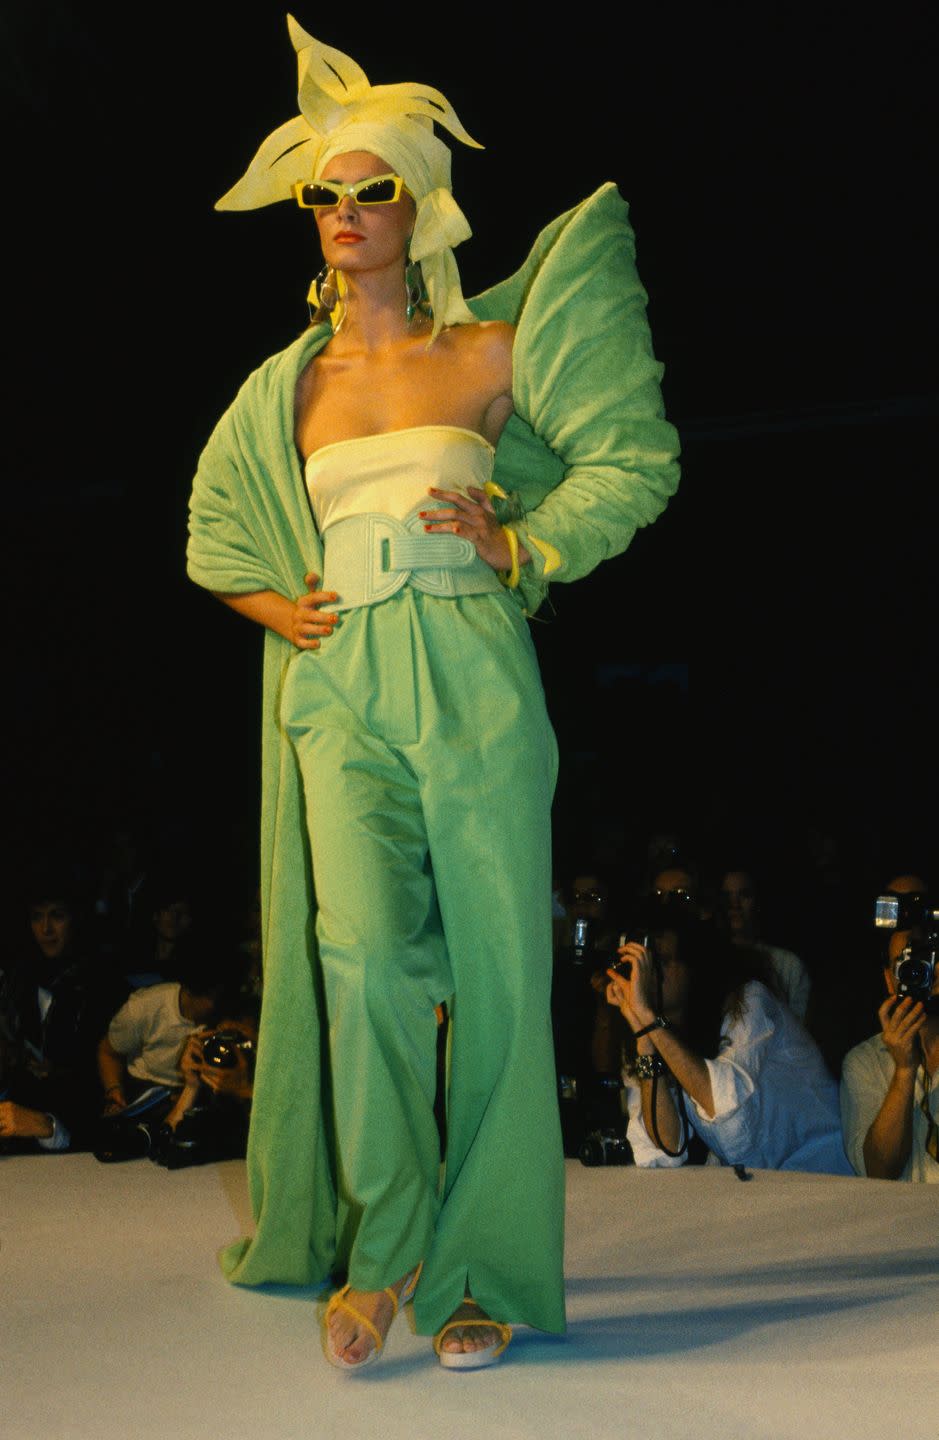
left=280, top=586, right=565, bottom=1335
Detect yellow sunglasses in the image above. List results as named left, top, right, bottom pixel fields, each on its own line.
left=292, top=173, right=411, bottom=210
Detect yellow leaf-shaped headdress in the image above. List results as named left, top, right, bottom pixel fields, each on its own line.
left=216, top=16, right=482, bottom=336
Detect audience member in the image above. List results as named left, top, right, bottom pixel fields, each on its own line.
left=93, top=820, right=151, bottom=955
left=650, top=863, right=698, bottom=908
left=883, top=873, right=928, bottom=901
left=153, top=1012, right=258, bottom=1168
left=553, top=869, right=620, bottom=1154
left=97, top=935, right=231, bottom=1112
left=605, top=908, right=851, bottom=1173
left=0, top=877, right=121, bottom=1153
left=718, top=868, right=811, bottom=1020
left=122, top=878, right=195, bottom=990
left=840, top=927, right=938, bottom=1181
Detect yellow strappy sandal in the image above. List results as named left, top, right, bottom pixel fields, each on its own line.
left=433, top=1297, right=512, bottom=1371
left=323, top=1265, right=422, bottom=1372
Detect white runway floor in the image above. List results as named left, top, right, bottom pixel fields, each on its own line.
left=4, top=1155, right=937, bottom=1439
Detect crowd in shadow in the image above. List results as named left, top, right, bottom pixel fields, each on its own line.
left=0, top=828, right=260, bottom=1168
left=552, top=839, right=937, bottom=1181
left=2, top=823, right=936, bottom=1185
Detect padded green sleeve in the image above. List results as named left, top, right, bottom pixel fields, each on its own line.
left=470, top=184, right=680, bottom=613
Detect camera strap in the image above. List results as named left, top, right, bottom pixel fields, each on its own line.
left=647, top=966, right=690, bottom=1159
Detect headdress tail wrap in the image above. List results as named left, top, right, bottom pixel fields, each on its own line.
left=216, top=17, right=481, bottom=337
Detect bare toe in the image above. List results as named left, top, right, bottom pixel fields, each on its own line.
left=326, top=1272, right=417, bottom=1367
left=440, top=1300, right=502, bottom=1353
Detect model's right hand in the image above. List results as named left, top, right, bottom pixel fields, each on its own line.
left=292, top=573, right=339, bottom=650
left=879, top=993, right=925, bottom=1072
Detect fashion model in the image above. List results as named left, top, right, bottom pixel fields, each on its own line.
left=188, top=15, right=680, bottom=1371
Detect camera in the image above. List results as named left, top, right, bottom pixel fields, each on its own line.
left=894, top=941, right=939, bottom=1012
left=579, top=1128, right=634, bottom=1166
left=578, top=1077, right=634, bottom=1166
left=875, top=892, right=939, bottom=1014
left=200, top=1029, right=256, bottom=1071
left=572, top=916, right=591, bottom=959
left=609, top=931, right=653, bottom=981
left=874, top=892, right=939, bottom=934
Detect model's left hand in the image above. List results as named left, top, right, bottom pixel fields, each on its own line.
left=421, top=486, right=526, bottom=573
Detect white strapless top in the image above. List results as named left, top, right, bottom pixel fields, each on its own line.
left=304, top=425, right=495, bottom=532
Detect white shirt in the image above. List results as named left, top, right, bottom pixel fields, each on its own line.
left=626, top=981, right=852, bottom=1173
left=108, top=982, right=196, bottom=1088
left=840, top=1032, right=939, bottom=1182
left=758, top=944, right=811, bottom=1021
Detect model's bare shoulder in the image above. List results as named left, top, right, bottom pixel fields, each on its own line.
left=442, top=322, right=515, bottom=444
left=442, top=320, right=514, bottom=393
left=455, top=318, right=514, bottom=366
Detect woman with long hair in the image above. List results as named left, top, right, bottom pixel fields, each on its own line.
left=606, top=908, right=850, bottom=1172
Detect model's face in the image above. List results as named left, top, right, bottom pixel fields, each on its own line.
left=30, top=900, right=73, bottom=962
left=314, top=151, right=415, bottom=273
left=720, top=871, right=757, bottom=937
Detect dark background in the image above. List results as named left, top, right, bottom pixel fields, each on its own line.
left=4, top=3, right=936, bottom=947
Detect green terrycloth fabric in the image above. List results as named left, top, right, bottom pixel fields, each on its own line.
left=280, top=583, right=562, bottom=1334
left=187, top=183, right=679, bottom=1313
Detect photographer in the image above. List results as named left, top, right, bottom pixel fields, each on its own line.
left=93, top=932, right=239, bottom=1159
left=840, top=928, right=938, bottom=1181
left=154, top=1015, right=257, bottom=1168
left=605, top=910, right=850, bottom=1172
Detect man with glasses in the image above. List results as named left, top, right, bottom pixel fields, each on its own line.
left=840, top=928, right=939, bottom=1181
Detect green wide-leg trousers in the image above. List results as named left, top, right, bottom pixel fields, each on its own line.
left=281, top=587, right=565, bottom=1336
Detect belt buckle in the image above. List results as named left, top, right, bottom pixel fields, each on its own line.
left=364, top=515, right=409, bottom=605
left=397, top=514, right=476, bottom=597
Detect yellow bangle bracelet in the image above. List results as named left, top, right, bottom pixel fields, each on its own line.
left=500, top=525, right=520, bottom=589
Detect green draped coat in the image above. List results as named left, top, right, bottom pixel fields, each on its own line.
left=188, top=183, right=680, bottom=1291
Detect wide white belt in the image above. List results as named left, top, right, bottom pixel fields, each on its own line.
left=320, top=511, right=503, bottom=612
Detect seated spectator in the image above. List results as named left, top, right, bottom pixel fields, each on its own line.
left=840, top=927, right=938, bottom=1181
left=0, top=876, right=121, bottom=1153
left=92, top=819, right=151, bottom=956
left=883, top=872, right=928, bottom=902
left=650, top=863, right=698, bottom=909
left=96, top=933, right=234, bottom=1146
left=122, top=877, right=195, bottom=990
left=718, top=867, right=811, bottom=1020
left=589, top=866, right=698, bottom=1090
left=153, top=1012, right=258, bottom=1168
left=552, top=868, right=620, bottom=1155
left=605, top=909, right=851, bottom=1173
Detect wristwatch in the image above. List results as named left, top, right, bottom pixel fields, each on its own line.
left=633, top=1015, right=669, bottom=1039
